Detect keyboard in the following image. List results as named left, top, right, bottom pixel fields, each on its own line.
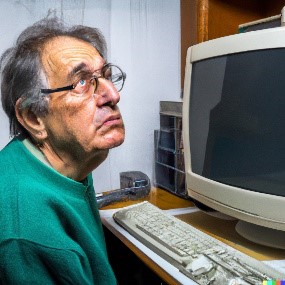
left=113, top=201, right=283, bottom=285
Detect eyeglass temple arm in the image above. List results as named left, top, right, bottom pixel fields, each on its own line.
left=40, top=84, right=75, bottom=94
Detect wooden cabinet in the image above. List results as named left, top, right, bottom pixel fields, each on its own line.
left=180, top=0, right=285, bottom=86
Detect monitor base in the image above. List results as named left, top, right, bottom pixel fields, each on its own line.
left=235, top=220, right=285, bottom=249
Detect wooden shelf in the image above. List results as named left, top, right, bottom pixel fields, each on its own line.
left=180, top=0, right=285, bottom=86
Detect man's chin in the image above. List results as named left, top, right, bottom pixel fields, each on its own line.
left=102, top=131, right=125, bottom=149
left=107, top=136, right=125, bottom=149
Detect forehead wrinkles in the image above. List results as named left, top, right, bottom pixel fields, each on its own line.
left=41, top=37, right=102, bottom=78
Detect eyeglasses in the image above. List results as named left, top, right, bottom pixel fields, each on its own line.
left=40, top=63, right=126, bottom=95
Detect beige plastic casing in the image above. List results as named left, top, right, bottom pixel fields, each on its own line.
left=182, top=27, right=285, bottom=231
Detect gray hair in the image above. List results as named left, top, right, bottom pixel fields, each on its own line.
left=0, top=17, right=107, bottom=137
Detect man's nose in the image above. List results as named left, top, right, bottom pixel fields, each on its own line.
left=95, top=79, right=120, bottom=107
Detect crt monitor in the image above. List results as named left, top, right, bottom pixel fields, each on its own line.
left=182, top=27, right=285, bottom=249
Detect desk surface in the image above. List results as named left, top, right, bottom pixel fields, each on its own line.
left=101, top=187, right=193, bottom=210
left=101, top=187, right=285, bottom=284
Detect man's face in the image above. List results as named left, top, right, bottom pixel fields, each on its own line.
left=40, top=36, right=125, bottom=160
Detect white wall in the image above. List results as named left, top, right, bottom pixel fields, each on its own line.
left=0, top=0, right=181, bottom=192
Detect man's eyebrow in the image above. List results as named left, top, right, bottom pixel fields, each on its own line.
left=67, top=63, right=92, bottom=81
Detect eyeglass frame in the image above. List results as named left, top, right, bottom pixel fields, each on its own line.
left=40, top=63, right=126, bottom=95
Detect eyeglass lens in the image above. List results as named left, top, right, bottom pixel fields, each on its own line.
left=102, top=65, right=125, bottom=92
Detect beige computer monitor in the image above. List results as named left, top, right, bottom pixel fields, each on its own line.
left=182, top=27, right=285, bottom=248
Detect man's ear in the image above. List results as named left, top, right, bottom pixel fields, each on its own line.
left=15, top=98, right=47, bottom=141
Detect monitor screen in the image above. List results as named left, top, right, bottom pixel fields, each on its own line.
left=190, top=48, right=285, bottom=196
left=183, top=27, right=285, bottom=247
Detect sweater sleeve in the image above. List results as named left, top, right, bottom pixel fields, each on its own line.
left=0, top=238, right=94, bottom=284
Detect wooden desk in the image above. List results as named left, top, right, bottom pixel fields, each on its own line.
left=101, top=187, right=193, bottom=210
left=101, top=188, right=194, bottom=285
left=101, top=188, right=285, bottom=284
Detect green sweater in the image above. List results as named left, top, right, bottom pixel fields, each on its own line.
left=0, top=138, right=116, bottom=285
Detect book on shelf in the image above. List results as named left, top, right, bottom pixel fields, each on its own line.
left=238, top=6, right=285, bottom=33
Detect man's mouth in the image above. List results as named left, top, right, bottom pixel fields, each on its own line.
left=102, top=114, right=122, bottom=126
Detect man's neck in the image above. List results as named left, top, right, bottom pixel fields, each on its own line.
left=38, top=142, right=108, bottom=182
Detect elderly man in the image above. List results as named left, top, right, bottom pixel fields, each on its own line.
left=0, top=17, right=125, bottom=284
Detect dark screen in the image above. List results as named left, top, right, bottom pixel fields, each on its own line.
left=190, top=48, right=285, bottom=196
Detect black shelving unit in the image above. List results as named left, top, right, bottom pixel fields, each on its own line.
left=154, top=101, right=187, bottom=198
